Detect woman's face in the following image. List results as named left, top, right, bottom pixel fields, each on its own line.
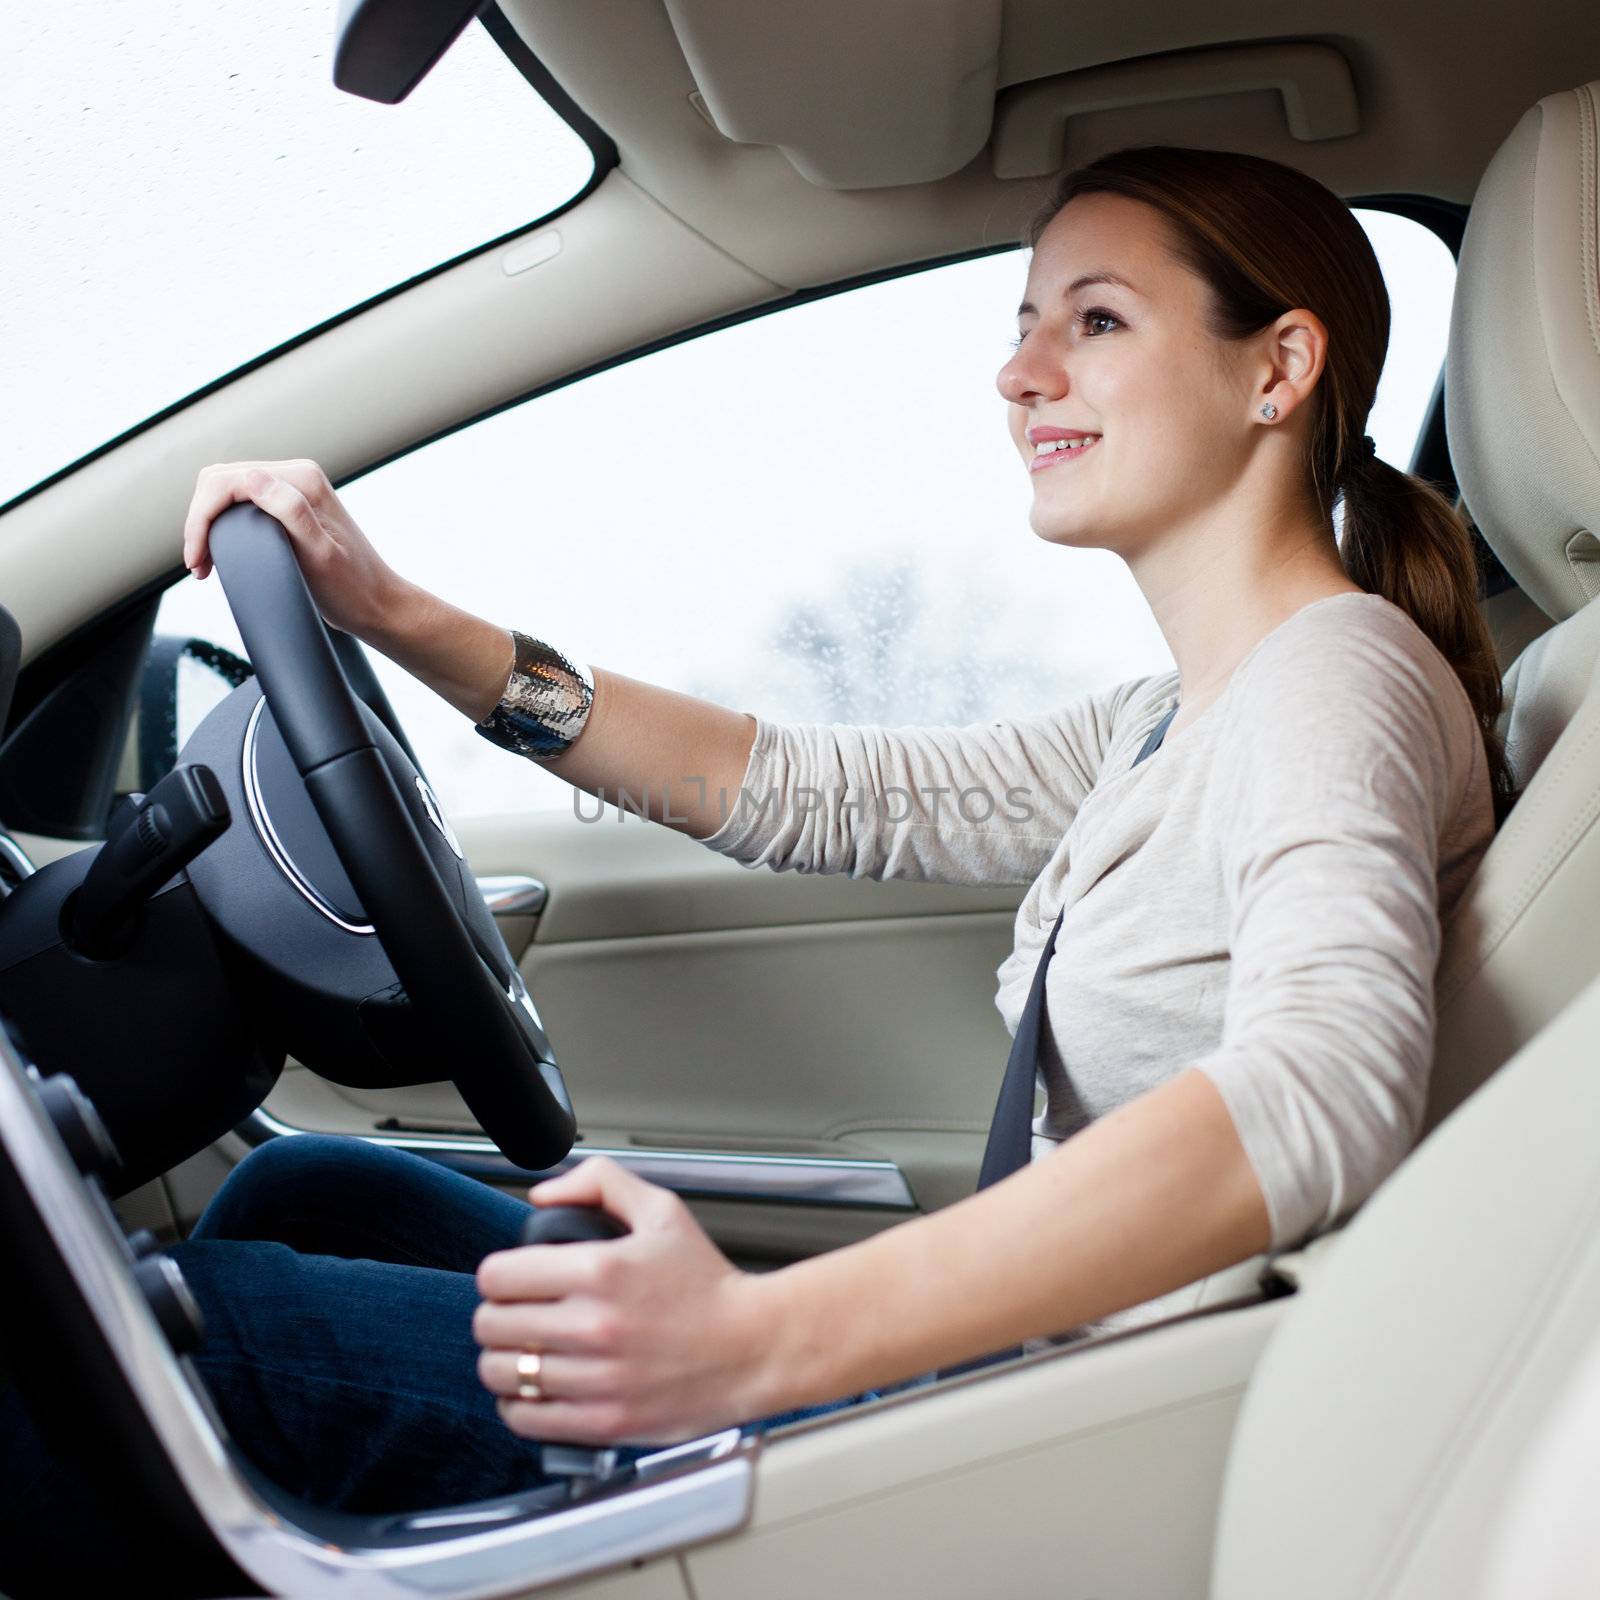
left=997, top=191, right=1258, bottom=557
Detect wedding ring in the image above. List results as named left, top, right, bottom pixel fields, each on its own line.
left=514, top=1350, right=545, bottom=1402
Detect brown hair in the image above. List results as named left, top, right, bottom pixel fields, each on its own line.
left=1028, top=146, right=1516, bottom=827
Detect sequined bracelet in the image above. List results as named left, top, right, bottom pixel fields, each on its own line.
left=474, top=630, right=596, bottom=762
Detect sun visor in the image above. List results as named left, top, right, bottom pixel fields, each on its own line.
left=662, top=0, right=1002, bottom=189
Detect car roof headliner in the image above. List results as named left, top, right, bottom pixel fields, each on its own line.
left=502, top=0, right=1600, bottom=287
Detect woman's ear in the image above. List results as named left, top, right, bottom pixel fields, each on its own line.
left=1254, top=307, right=1329, bottom=426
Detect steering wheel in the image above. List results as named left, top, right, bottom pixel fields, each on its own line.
left=187, top=503, right=576, bottom=1170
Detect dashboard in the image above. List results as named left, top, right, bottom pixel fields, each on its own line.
left=0, top=595, right=759, bottom=1595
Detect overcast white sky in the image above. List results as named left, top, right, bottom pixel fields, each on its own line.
left=7, top=4, right=1457, bottom=820
left=2, top=4, right=591, bottom=506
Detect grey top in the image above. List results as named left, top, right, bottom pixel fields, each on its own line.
left=701, top=593, right=1496, bottom=1285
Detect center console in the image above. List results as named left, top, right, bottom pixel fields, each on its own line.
left=0, top=1028, right=756, bottom=1598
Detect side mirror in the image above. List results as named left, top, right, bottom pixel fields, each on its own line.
left=137, top=636, right=253, bottom=794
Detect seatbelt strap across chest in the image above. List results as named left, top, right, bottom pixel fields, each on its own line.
left=974, top=699, right=1180, bottom=1192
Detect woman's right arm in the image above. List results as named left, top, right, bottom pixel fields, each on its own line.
left=182, top=460, right=755, bottom=840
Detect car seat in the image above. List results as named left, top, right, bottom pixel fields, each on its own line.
left=1425, top=79, right=1600, bottom=1134
left=1210, top=78, right=1600, bottom=1598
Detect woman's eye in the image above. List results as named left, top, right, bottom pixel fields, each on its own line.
left=1007, top=310, right=1118, bottom=349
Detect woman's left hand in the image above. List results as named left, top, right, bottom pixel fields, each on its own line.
left=474, top=1156, right=776, bottom=1445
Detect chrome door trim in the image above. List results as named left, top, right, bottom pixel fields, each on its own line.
left=243, top=1108, right=918, bottom=1210
left=474, top=874, right=549, bottom=916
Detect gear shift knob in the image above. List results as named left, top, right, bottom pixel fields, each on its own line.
left=518, top=1205, right=628, bottom=1247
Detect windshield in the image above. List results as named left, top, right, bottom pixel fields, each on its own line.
left=1, top=4, right=594, bottom=509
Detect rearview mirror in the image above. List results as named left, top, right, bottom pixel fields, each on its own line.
left=333, top=0, right=489, bottom=104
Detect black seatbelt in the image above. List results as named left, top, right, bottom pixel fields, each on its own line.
left=938, top=700, right=1180, bottom=1381
left=974, top=699, right=1180, bottom=1193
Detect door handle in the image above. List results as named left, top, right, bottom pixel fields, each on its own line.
left=475, top=874, right=548, bottom=916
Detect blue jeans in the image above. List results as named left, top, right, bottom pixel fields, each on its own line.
left=0, top=1134, right=897, bottom=1553
left=178, top=1134, right=889, bottom=1507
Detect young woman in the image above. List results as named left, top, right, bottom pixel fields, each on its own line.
left=5, top=144, right=1511, bottom=1542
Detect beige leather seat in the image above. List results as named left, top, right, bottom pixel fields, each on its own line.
left=1426, top=76, right=1600, bottom=1135
left=1209, top=79, right=1600, bottom=1597
left=1479, top=1336, right=1600, bottom=1598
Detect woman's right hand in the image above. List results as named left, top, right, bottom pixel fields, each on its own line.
left=182, top=459, right=406, bottom=644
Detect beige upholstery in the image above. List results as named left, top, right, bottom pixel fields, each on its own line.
left=1211, top=80, right=1600, bottom=1597
left=1429, top=596, right=1600, bottom=1128
left=1445, top=82, right=1600, bottom=626
left=1422, top=77, right=1600, bottom=1131
left=1478, top=1336, right=1600, bottom=1598
left=1212, top=952, right=1600, bottom=1596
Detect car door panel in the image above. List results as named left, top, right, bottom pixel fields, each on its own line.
left=260, top=810, right=1024, bottom=1259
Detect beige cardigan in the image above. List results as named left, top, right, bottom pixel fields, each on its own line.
left=703, top=593, right=1494, bottom=1270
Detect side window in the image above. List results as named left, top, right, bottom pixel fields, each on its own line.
left=1356, top=208, right=1457, bottom=467
left=345, top=247, right=1176, bottom=820
left=153, top=211, right=1456, bottom=820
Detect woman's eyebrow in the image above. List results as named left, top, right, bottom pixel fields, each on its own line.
left=1017, top=270, right=1142, bottom=317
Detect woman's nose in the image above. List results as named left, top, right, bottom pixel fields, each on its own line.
left=996, top=336, right=1067, bottom=407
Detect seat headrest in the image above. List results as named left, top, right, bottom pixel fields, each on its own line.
left=1446, top=81, right=1600, bottom=625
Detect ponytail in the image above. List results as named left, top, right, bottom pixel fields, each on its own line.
left=1339, top=456, right=1518, bottom=828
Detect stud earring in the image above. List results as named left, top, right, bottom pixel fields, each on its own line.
left=1260, top=402, right=1278, bottom=420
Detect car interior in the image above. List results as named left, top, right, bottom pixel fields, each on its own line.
left=3, top=1, right=1600, bottom=1595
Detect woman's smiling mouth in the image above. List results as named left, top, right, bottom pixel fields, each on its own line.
left=1028, top=430, right=1102, bottom=473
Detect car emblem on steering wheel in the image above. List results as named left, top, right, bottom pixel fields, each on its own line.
left=414, top=775, right=465, bottom=860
